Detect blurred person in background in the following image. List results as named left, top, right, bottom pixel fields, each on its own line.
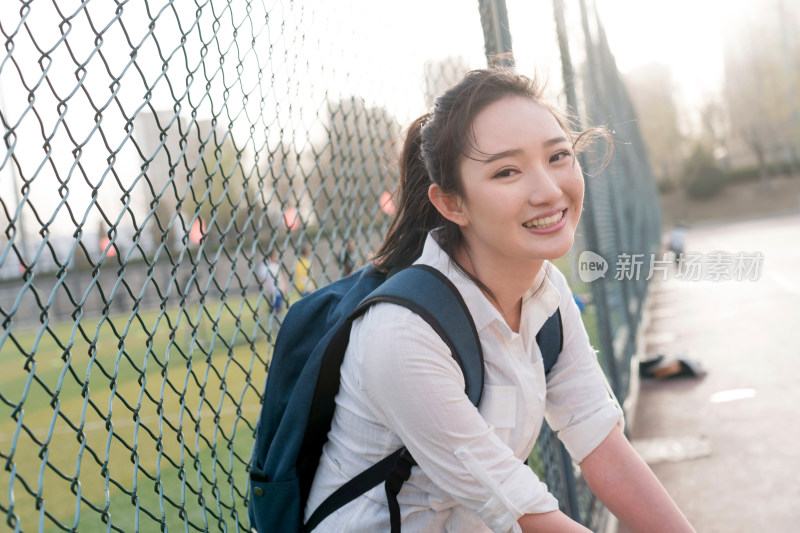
left=293, top=242, right=316, bottom=298
left=260, top=248, right=288, bottom=313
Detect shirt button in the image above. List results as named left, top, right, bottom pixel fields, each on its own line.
left=455, top=450, right=468, bottom=461
left=253, top=487, right=264, bottom=497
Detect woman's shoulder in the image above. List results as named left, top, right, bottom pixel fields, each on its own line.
left=347, top=302, right=465, bottom=394
left=355, top=301, right=441, bottom=340
left=352, top=302, right=454, bottom=360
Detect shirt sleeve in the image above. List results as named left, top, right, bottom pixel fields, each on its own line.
left=357, top=305, right=559, bottom=532
left=543, top=270, right=624, bottom=463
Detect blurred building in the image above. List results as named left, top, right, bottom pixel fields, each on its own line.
left=310, top=97, right=400, bottom=232
left=133, top=111, right=258, bottom=249
left=423, top=57, right=471, bottom=109
left=132, top=110, right=189, bottom=251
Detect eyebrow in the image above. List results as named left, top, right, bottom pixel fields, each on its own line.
left=543, top=135, right=569, bottom=147
left=479, top=136, right=570, bottom=164
left=480, top=148, right=523, bottom=164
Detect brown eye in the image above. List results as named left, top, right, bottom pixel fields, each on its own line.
left=550, top=150, right=572, bottom=163
left=493, top=168, right=516, bottom=178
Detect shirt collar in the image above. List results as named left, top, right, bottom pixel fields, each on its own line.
left=414, top=231, right=562, bottom=338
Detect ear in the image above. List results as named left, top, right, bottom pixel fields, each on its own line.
left=428, top=184, right=468, bottom=227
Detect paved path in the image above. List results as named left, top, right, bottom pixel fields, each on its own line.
left=621, top=213, right=800, bottom=533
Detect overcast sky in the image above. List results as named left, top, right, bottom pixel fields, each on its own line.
left=597, top=0, right=728, bottom=110
left=0, top=0, right=746, bottom=249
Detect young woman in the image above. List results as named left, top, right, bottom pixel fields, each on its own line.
left=304, top=69, right=693, bottom=532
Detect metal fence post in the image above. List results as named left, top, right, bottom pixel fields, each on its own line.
left=478, top=0, right=515, bottom=67
left=576, top=0, right=626, bottom=398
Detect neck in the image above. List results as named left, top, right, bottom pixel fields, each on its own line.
left=454, top=247, right=544, bottom=333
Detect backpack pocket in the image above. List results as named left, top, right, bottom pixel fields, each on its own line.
left=249, top=476, right=301, bottom=532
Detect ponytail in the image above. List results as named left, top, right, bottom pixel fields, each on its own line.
left=372, top=114, right=460, bottom=273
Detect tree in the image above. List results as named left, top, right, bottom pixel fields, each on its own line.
left=682, top=144, right=726, bottom=200
left=721, top=0, right=800, bottom=180
left=623, top=63, right=685, bottom=183
left=698, top=98, right=730, bottom=165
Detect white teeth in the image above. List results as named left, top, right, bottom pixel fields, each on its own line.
left=523, top=210, right=564, bottom=229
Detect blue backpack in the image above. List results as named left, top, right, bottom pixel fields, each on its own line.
left=248, top=264, right=563, bottom=532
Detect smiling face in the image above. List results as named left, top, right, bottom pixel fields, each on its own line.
left=445, top=95, right=584, bottom=277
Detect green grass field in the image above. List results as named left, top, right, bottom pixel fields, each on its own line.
left=1, top=293, right=280, bottom=532
left=0, top=260, right=605, bottom=532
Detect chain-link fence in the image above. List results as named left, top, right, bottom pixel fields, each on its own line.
left=0, top=0, right=660, bottom=530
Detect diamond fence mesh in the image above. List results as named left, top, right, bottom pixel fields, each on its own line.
left=0, top=0, right=660, bottom=531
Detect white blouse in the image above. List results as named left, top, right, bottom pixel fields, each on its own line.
left=305, top=233, right=623, bottom=532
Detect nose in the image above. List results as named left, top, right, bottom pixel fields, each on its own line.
left=526, top=166, right=562, bottom=205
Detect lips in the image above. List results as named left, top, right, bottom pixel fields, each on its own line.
left=522, top=209, right=565, bottom=229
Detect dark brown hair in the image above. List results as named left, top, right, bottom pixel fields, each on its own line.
left=373, top=68, right=608, bottom=275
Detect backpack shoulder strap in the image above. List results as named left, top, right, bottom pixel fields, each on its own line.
left=537, top=308, right=563, bottom=375
left=355, top=264, right=484, bottom=405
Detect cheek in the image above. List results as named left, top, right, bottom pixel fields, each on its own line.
left=569, top=167, right=585, bottom=202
